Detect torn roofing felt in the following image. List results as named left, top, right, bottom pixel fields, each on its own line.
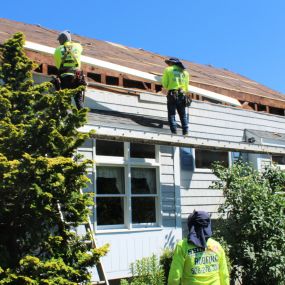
left=1, top=17, right=285, bottom=104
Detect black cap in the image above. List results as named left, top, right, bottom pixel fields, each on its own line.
left=165, top=57, right=186, bottom=69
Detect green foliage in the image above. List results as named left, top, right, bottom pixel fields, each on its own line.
left=212, top=161, right=285, bottom=285
left=120, top=255, right=165, bottom=285
left=159, top=248, right=174, bottom=283
left=0, top=32, right=108, bottom=283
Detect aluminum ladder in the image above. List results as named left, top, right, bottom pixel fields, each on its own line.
left=57, top=197, right=109, bottom=285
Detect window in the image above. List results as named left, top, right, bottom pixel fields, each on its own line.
left=88, top=140, right=160, bottom=230
left=96, top=140, right=124, bottom=157
left=195, top=149, right=229, bottom=169
left=272, top=155, right=285, bottom=165
left=131, top=168, right=157, bottom=224
left=130, top=143, right=155, bottom=159
left=96, top=166, right=125, bottom=226
left=231, top=152, right=242, bottom=163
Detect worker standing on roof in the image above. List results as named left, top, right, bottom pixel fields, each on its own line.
left=168, top=211, right=230, bottom=285
left=53, top=30, right=86, bottom=110
left=162, top=58, right=191, bottom=135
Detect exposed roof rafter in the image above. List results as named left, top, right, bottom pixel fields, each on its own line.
left=24, top=40, right=241, bottom=107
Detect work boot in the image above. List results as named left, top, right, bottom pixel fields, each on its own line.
left=183, top=130, right=189, bottom=136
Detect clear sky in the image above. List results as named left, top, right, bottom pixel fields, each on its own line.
left=2, top=0, right=285, bottom=94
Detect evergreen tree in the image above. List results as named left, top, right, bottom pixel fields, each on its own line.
left=0, top=32, right=108, bottom=284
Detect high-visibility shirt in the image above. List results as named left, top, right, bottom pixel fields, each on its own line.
left=168, top=238, right=230, bottom=285
left=54, top=41, right=83, bottom=74
left=162, top=65, right=190, bottom=92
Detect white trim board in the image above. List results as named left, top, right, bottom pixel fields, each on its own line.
left=79, top=125, right=285, bottom=155
left=24, top=40, right=241, bottom=107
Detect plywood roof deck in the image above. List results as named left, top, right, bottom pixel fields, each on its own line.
left=1, top=18, right=285, bottom=114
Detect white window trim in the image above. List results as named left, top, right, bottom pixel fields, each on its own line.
left=193, top=148, right=231, bottom=172
left=276, top=164, right=285, bottom=170
left=95, top=227, right=163, bottom=234
left=271, top=154, right=285, bottom=169
left=93, top=140, right=161, bottom=232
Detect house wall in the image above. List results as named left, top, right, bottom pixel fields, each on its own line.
left=77, top=140, right=182, bottom=281
left=28, top=80, right=285, bottom=280
left=84, top=89, right=285, bottom=242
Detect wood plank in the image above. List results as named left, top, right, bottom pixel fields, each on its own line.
left=160, top=174, right=175, bottom=184
left=180, top=188, right=223, bottom=197
left=160, top=165, right=174, bottom=175
left=181, top=205, right=221, bottom=216
left=181, top=196, right=225, bottom=205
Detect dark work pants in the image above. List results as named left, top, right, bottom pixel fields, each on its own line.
left=60, top=75, right=84, bottom=110
left=167, top=94, right=188, bottom=134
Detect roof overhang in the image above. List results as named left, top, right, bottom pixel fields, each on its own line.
left=24, top=40, right=241, bottom=107
left=79, top=124, right=285, bottom=155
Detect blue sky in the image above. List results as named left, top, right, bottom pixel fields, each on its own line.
left=2, top=0, right=285, bottom=93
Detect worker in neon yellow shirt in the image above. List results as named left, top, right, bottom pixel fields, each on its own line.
left=162, top=57, right=190, bottom=135
left=168, top=211, right=230, bottom=285
left=53, top=31, right=85, bottom=109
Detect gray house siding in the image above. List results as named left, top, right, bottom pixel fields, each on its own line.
left=77, top=140, right=182, bottom=280
left=82, top=89, right=285, bottom=280
left=85, top=89, right=285, bottom=143
left=27, top=79, right=285, bottom=281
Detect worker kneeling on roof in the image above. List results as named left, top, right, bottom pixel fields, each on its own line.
left=53, top=30, right=86, bottom=110
left=162, top=58, right=191, bottom=135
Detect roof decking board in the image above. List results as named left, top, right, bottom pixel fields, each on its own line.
left=0, top=17, right=285, bottom=106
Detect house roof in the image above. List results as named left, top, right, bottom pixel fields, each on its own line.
left=80, top=109, right=285, bottom=154
left=1, top=17, right=285, bottom=109
left=88, top=109, right=170, bottom=133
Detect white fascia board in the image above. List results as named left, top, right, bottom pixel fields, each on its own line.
left=79, top=125, right=285, bottom=155
left=24, top=40, right=241, bottom=107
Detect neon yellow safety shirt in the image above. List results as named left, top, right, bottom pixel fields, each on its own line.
left=54, top=41, right=83, bottom=74
left=168, top=238, right=229, bottom=285
left=161, top=65, right=190, bottom=92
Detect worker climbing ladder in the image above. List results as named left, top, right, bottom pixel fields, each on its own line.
left=57, top=192, right=109, bottom=285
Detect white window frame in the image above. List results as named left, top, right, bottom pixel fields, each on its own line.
left=271, top=154, right=285, bottom=170
left=93, top=140, right=161, bottom=231
left=193, top=148, right=231, bottom=172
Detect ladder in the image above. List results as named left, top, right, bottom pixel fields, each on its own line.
left=57, top=197, right=109, bottom=285
left=84, top=205, right=110, bottom=285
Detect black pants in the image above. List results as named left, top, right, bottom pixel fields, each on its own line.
left=60, top=74, right=84, bottom=110
left=167, top=91, right=188, bottom=134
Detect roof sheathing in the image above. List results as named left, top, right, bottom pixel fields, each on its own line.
left=1, top=17, right=285, bottom=106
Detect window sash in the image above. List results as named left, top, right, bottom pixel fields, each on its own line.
left=194, top=148, right=229, bottom=170
left=93, top=141, right=161, bottom=230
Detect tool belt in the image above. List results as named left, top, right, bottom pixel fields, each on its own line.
left=73, top=69, right=87, bottom=87
left=168, top=88, right=185, bottom=98
left=50, top=76, right=61, bottom=91
left=167, top=89, right=192, bottom=107
left=51, top=69, right=87, bottom=91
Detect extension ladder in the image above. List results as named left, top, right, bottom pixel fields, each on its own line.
left=57, top=196, right=109, bottom=285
